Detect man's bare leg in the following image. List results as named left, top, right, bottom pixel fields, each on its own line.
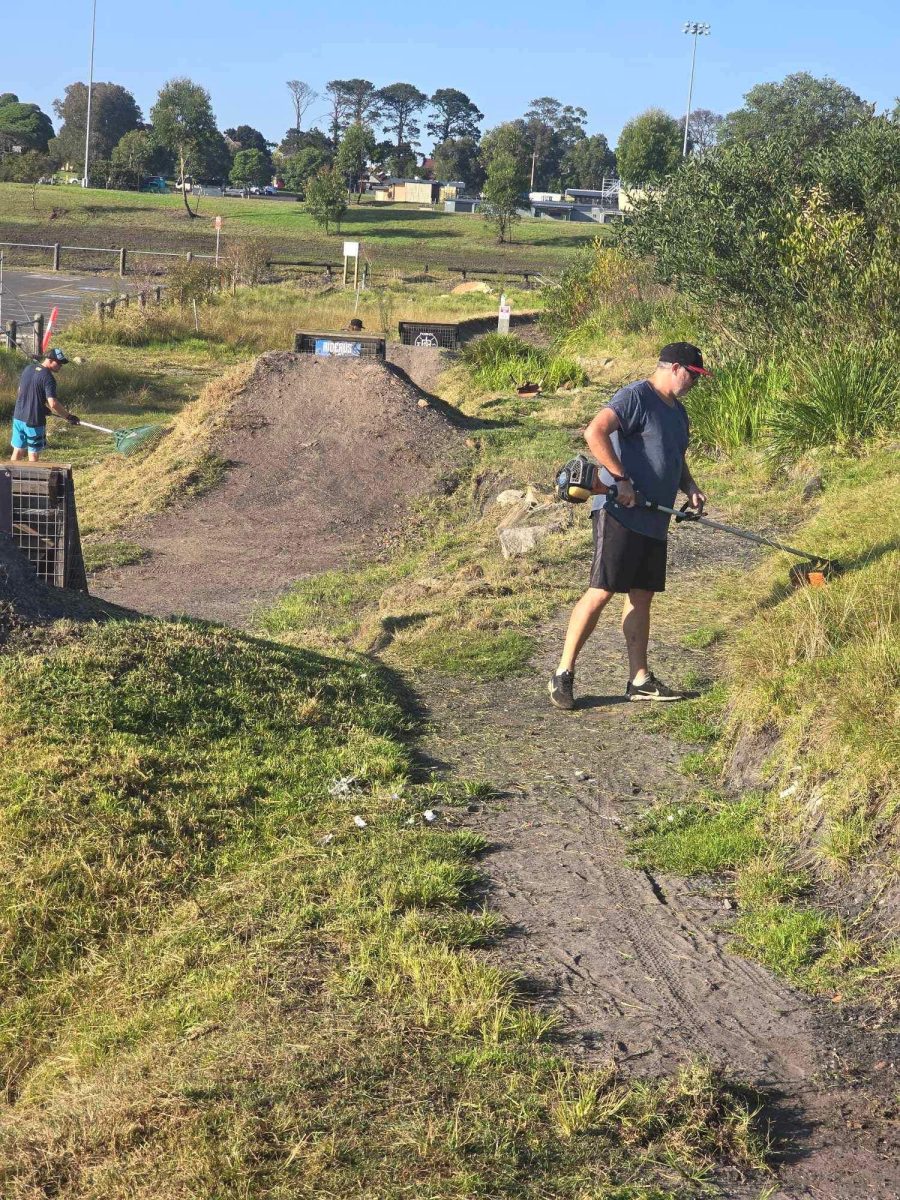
left=557, top=587, right=615, bottom=673
left=622, top=588, right=654, bottom=682
left=10, top=447, right=25, bottom=462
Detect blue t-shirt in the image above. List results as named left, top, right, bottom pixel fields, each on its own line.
left=590, top=380, right=690, bottom=541
left=14, top=365, right=57, bottom=428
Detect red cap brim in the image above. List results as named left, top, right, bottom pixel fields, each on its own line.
left=685, top=364, right=712, bottom=377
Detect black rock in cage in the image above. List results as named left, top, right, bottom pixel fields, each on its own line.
left=294, top=331, right=386, bottom=360
left=398, top=322, right=460, bottom=351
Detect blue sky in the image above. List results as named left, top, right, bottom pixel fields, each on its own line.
left=2, top=0, right=897, bottom=147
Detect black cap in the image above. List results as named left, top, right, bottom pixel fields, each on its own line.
left=659, top=342, right=710, bottom=376
left=45, top=347, right=69, bottom=364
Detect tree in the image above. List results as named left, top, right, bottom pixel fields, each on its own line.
left=523, top=96, right=587, bottom=189
left=480, top=121, right=530, bottom=185
left=110, top=128, right=154, bottom=189
left=335, top=122, right=375, bottom=199
left=687, top=109, right=723, bottom=155
left=278, top=126, right=332, bottom=157
left=560, top=133, right=615, bottom=189
left=230, top=149, right=270, bottom=188
left=426, top=88, right=483, bottom=146
left=224, top=125, right=270, bottom=155
left=721, top=73, right=873, bottom=150
left=0, top=149, right=54, bottom=184
left=324, top=81, right=352, bottom=145
left=150, top=78, right=223, bottom=216
left=377, top=83, right=427, bottom=161
left=432, top=137, right=483, bottom=190
left=51, top=82, right=141, bottom=165
left=281, top=147, right=331, bottom=194
left=286, top=80, right=316, bottom=133
left=0, top=95, right=54, bottom=152
left=482, top=145, right=527, bottom=243
left=304, top=166, right=347, bottom=233
left=615, top=109, right=682, bottom=185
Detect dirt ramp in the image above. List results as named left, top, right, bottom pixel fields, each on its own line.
left=91, top=354, right=463, bottom=626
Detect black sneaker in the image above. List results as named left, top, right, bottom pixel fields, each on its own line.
left=626, top=672, right=684, bottom=702
left=548, top=670, right=575, bottom=710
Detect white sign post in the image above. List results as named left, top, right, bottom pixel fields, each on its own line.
left=498, top=292, right=511, bottom=334
left=343, top=241, right=360, bottom=289
left=214, top=215, right=222, bottom=266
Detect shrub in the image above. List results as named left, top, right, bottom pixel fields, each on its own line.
left=768, top=342, right=900, bottom=458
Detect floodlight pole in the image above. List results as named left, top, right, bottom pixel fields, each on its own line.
left=682, top=21, right=710, bottom=157
left=82, top=0, right=97, bottom=187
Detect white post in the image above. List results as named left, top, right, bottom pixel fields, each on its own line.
left=215, top=227, right=220, bottom=265
left=498, top=292, right=511, bottom=334
left=83, top=0, right=98, bottom=187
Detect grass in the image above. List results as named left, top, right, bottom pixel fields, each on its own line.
left=461, top=332, right=587, bottom=392
left=0, top=183, right=595, bottom=276
left=0, top=618, right=768, bottom=1196
left=81, top=540, right=147, bottom=571
left=65, top=278, right=541, bottom=354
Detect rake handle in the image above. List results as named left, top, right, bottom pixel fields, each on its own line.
left=73, top=419, right=115, bottom=435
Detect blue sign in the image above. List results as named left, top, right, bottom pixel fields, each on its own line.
left=314, top=339, right=362, bottom=357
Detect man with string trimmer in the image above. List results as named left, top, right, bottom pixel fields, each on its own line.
left=548, top=343, right=710, bottom=710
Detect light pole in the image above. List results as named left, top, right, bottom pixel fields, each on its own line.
left=82, top=0, right=97, bottom=187
left=682, top=21, right=710, bottom=157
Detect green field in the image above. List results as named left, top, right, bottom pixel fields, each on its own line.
left=0, top=183, right=597, bottom=277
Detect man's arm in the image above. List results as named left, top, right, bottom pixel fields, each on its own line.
left=47, top=396, right=78, bottom=423
left=583, top=407, right=636, bottom=507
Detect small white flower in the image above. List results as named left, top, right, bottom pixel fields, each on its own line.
left=667, top=813, right=675, bottom=822
left=353, top=815, right=367, bottom=829
left=423, top=809, right=436, bottom=823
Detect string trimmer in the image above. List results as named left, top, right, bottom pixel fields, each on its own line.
left=554, top=455, right=838, bottom=587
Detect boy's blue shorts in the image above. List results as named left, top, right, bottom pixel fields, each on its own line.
left=10, top=419, right=47, bottom=452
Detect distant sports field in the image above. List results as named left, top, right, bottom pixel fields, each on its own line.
left=0, top=183, right=599, bottom=276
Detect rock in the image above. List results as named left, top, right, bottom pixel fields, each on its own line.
left=524, top=483, right=553, bottom=506
left=802, top=475, right=824, bottom=502
left=496, top=488, right=526, bottom=507
left=451, top=280, right=492, bottom=294
left=496, top=500, right=535, bottom=530
left=499, top=525, right=551, bottom=558
left=417, top=398, right=429, bottom=408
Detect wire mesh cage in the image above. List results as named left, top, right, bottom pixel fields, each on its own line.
left=0, top=464, right=87, bottom=590
left=294, top=331, right=386, bottom=359
left=397, top=322, right=460, bottom=351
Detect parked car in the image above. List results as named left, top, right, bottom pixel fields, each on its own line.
left=223, top=186, right=248, bottom=197
left=263, top=185, right=277, bottom=195
left=140, top=176, right=169, bottom=193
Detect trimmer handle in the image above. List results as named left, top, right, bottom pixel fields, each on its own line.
left=603, top=483, right=649, bottom=508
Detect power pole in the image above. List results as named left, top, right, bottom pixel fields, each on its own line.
left=682, top=21, right=710, bottom=157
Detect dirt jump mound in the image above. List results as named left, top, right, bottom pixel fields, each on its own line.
left=0, top=534, right=110, bottom=647
left=92, top=353, right=464, bottom=626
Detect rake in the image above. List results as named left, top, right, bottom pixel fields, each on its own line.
left=75, top=419, right=165, bottom=456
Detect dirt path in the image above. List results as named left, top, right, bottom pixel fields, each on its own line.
left=415, top=540, right=899, bottom=1199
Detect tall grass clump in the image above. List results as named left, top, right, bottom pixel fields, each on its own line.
left=769, top=342, right=900, bottom=458
left=461, top=333, right=586, bottom=392
left=684, top=357, right=785, bottom=455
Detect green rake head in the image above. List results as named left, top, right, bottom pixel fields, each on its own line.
left=112, top=425, right=164, bottom=455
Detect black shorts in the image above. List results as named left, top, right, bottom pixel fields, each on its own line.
left=589, top=508, right=668, bottom=593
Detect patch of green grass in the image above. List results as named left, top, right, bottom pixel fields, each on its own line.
left=640, top=682, right=727, bottom=745
left=630, top=795, right=766, bottom=876
left=461, top=333, right=587, bottom=392
left=417, top=627, right=534, bottom=678
left=82, top=540, right=147, bottom=571
left=182, top=451, right=230, bottom=498
left=0, top=619, right=768, bottom=1195
left=681, top=626, right=724, bottom=650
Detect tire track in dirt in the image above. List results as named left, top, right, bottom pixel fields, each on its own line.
left=415, top=540, right=899, bottom=1199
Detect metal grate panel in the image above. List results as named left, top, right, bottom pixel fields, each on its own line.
left=294, top=331, right=386, bottom=360
left=398, top=321, right=459, bottom=350
left=0, top=464, right=87, bottom=590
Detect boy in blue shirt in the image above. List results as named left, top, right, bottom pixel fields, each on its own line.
left=10, top=349, right=80, bottom=462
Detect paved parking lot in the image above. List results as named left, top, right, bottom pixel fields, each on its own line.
left=0, top=267, right=126, bottom=333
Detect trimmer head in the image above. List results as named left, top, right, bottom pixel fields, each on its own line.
left=788, top=559, right=840, bottom=588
